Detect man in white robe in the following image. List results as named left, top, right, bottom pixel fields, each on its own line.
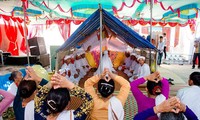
left=118, top=52, right=131, bottom=71
left=74, top=52, right=87, bottom=78
left=61, top=55, right=81, bottom=84
left=80, top=51, right=90, bottom=72
left=124, top=53, right=137, bottom=77
left=136, top=56, right=151, bottom=79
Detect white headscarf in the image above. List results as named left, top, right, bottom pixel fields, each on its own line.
left=94, top=50, right=116, bottom=75
left=108, top=96, right=124, bottom=120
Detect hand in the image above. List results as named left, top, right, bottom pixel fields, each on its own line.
left=24, top=66, right=42, bottom=82
left=76, top=69, right=80, bottom=73
left=74, top=74, right=79, bottom=78
left=144, top=72, right=161, bottom=83
left=178, top=102, right=186, bottom=112
left=51, top=73, right=75, bottom=90
left=99, top=68, right=109, bottom=79
left=154, top=97, right=180, bottom=114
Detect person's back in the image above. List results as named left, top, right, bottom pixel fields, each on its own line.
left=177, top=86, right=200, bottom=119
left=85, top=69, right=130, bottom=120
left=177, top=72, right=200, bottom=119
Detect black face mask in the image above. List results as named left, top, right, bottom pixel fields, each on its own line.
left=99, top=83, right=114, bottom=98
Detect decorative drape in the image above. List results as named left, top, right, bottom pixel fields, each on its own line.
left=3, top=18, right=18, bottom=55
left=174, top=25, right=180, bottom=47
left=0, top=24, right=2, bottom=46
left=46, top=19, right=72, bottom=40
left=17, top=21, right=28, bottom=53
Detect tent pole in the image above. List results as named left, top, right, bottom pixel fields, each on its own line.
left=99, top=4, right=103, bottom=74
left=22, top=1, right=30, bottom=66
left=55, top=53, right=59, bottom=73
left=149, top=0, right=153, bottom=71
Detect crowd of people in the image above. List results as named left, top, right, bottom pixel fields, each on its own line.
left=0, top=46, right=200, bottom=120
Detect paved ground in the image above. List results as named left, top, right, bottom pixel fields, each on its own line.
left=158, top=64, right=199, bottom=84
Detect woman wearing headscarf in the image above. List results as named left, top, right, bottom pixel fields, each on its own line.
left=34, top=73, right=94, bottom=120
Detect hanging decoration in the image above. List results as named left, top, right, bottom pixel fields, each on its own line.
left=3, top=18, right=18, bottom=55
left=46, top=19, right=72, bottom=40
left=163, top=3, right=198, bottom=20
left=72, top=4, right=113, bottom=18
left=12, top=6, right=42, bottom=17
left=124, top=18, right=194, bottom=27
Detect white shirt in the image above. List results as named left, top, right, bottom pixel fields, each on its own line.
left=61, top=63, right=67, bottom=70
left=24, top=100, right=34, bottom=120
left=133, top=63, right=140, bottom=76
left=74, top=59, right=83, bottom=69
left=81, top=58, right=89, bottom=67
left=177, top=86, right=200, bottom=119
left=130, top=61, right=137, bottom=71
left=124, top=57, right=132, bottom=68
left=66, top=63, right=78, bottom=76
left=7, top=82, right=17, bottom=106
left=137, top=63, right=150, bottom=78
left=163, top=37, right=167, bottom=46
left=157, top=41, right=165, bottom=52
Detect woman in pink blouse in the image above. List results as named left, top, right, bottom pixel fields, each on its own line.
left=0, top=89, right=15, bottom=115
left=130, top=72, right=170, bottom=120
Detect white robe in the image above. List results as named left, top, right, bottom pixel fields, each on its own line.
left=80, top=58, right=90, bottom=72
left=137, top=63, right=151, bottom=78
left=7, top=82, right=17, bottom=106
left=24, top=100, right=34, bottom=120
left=61, top=63, right=67, bottom=70
left=118, top=57, right=131, bottom=71
left=74, top=59, right=87, bottom=78
left=64, top=63, right=81, bottom=84
left=124, top=60, right=137, bottom=77
left=129, top=63, right=140, bottom=82
left=94, top=51, right=116, bottom=75
left=124, top=57, right=132, bottom=68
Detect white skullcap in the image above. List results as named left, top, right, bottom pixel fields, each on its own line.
left=64, top=55, right=71, bottom=60
left=126, top=46, right=133, bottom=52
left=59, top=69, right=66, bottom=74
left=130, top=53, right=137, bottom=56
left=137, top=56, right=145, bottom=61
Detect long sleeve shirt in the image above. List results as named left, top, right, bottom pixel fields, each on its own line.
left=137, top=63, right=151, bottom=78
left=34, top=85, right=93, bottom=120
left=133, top=106, right=198, bottom=120
left=13, top=79, right=48, bottom=120
left=130, top=77, right=169, bottom=120
left=157, top=41, right=165, bottom=52
left=84, top=75, right=130, bottom=120
left=0, top=90, right=15, bottom=115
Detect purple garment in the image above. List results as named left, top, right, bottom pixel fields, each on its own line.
left=0, top=90, right=14, bottom=115
left=133, top=106, right=198, bottom=120
left=131, top=77, right=169, bottom=120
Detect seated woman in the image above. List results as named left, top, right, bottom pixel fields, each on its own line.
left=134, top=97, right=198, bottom=120
left=13, top=67, right=48, bottom=120
left=130, top=72, right=169, bottom=120
left=85, top=68, right=130, bottom=120
left=7, top=70, right=23, bottom=96
left=35, top=73, right=94, bottom=120
left=0, top=90, right=15, bottom=117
